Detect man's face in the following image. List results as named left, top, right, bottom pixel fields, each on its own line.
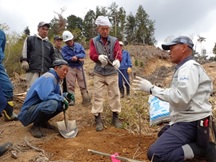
left=97, top=26, right=110, bottom=38
left=55, top=65, right=69, bottom=80
left=169, top=44, right=186, bottom=64
left=54, top=39, right=62, bottom=48
left=65, top=40, right=74, bottom=47
left=38, top=26, right=49, bottom=38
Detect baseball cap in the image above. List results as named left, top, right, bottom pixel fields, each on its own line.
left=53, top=59, right=68, bottom=67
left=38, top=21, right=50, bottom=29
left=119, top=41, right=124, bottom=46
left=54, top=35, right=63, bottom=41
left=162, top=36, right=194, bottom=50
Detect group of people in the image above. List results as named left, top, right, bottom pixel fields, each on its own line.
left=0, top=15, right=216, bottom=161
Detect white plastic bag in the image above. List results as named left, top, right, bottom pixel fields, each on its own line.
left=148, top=95, right=170, bottom=126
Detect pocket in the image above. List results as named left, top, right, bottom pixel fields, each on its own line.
left=197, top=118, right=209, bottom=148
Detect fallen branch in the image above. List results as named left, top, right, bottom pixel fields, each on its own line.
left=88, top=149, right=145, bottom=162
left=24, top=137, right=45, bottom=154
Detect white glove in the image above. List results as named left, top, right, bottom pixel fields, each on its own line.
left=112, top=60, right=120, bottom=69
left=21, top=61, right=29, bottom=71
left=98, top=55, right=108, bottom=67
left=132, top=76, right=154, bottom=93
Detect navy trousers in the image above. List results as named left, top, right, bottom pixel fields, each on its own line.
left=147, top=122, right=197, bottom=162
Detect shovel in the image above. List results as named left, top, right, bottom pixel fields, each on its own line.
left=57, top=110, right=78, bottom=138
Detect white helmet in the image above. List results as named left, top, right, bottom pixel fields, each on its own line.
left=62, top=30, right=74, bottom=42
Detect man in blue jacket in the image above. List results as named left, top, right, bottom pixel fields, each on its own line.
left=118, top=41, right=132, bottom=98
left=0, top=84, right=13, bottom=156
left=0, top=29, right=18, bottom=121
left=62, top=30, right=90, bottom=106
left=18, top=59, right=75, bottom=138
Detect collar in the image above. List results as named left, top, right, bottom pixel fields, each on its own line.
left=175, top=56, right=193, bottom=70
left=49, top=68, right=61, bottom=83
left=35, top=34, right=49, bottom=41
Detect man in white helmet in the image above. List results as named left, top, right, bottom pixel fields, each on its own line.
left=89, top=15, right=122, bottom=131
left=61, top=30, right=90, bottom=106
left=20, top=21, right=55, bottom=90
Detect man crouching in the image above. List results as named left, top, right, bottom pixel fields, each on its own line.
left=18, top=59, right=75, bottom=138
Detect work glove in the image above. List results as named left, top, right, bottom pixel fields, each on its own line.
left=132, top=76, right=154, bottom=93
left=62, top=98, right=69, bottom=111
left=127, top=67, right=132, bottom=74
left=112, top=60, right=120, bottom=69
left=21, top=61, right=29, bottom=71
left=63, top=92, right=75, bottom=103
left=98, top=55, right=108, bottom=67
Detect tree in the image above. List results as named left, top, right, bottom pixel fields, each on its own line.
left=83, top=10, right=97, bottom=42
left=24, top=27, right=30, bottom=36
left=125, top=13, right=136, bottom=43
left=134, top=5, right=156, bottom=45
left=213, top=43, right=216, bottom=54
left=49, top=8, right=67, bottom=39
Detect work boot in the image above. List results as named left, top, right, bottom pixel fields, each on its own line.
left=3, top=101, right=18, bottom=121
left=0, top=142, right=13, bottom=156
left=95, top=114, right=103, bottom=131
left=30, top=125, right=44, bottom=138
left=112, top=112, right=122, bottom=128
left=206, top=142, right=216, bottom=162
left=119, top=88, right=124, bottom=98
left=126, top=86, right=130, bottom=96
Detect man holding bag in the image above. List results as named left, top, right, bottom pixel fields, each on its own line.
left=133, top=36, right=216, bottom=161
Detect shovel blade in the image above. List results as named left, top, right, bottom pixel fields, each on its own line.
left=57, top=120, right=78, bottom=138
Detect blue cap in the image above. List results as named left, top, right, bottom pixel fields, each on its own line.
left=162, top=36, right=194, bottom=50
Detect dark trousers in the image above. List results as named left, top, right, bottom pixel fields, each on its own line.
left=118, top=69, right=130, bottom=91
left=147, top=122, right=197, bottom=162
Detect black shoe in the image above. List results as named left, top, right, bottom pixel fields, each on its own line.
left=112, top=112, right=122, bottom=128
left=206, top=142, right=216, bottom=162
left=95, top=114, right=103, bottom=131
left=0, top=142, right=13, bottom=156
left=30, top=125, right=44, bottom=138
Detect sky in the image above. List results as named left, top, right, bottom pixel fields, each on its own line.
left=1, top=0, right=216, bottom=55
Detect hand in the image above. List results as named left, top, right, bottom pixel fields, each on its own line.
left=21, top=61, right=29, bottom=71
left=62, top=98, right=69, bottom=111
left=63, top=92, right=75, bottom=103
left=127, top=67, right=132, bottom=74
left=112, top=60, right=120, bottom=69
left=132, top=76, right=153, bottom=93
left=98, top=55, right=108, bottom=67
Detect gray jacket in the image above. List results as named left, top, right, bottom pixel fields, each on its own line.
left=93, top=36, right=118, bottom=76
left=152, top=59, right=212, bottom=124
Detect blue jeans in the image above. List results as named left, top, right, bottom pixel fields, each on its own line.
left=147, top=122, right=197, bottom=162
left=0, top=84, right=7, bottom=112
left=118, top=69, right=130, bottom=89
left=18, top=100, right=63, bottom=126
left=0, top=64, right=13, bottom=100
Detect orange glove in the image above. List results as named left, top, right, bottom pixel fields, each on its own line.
left=127, top=67, right=132, bottom=74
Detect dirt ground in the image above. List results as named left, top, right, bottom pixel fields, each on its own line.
left=1, top=47, right=215, bottom=162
